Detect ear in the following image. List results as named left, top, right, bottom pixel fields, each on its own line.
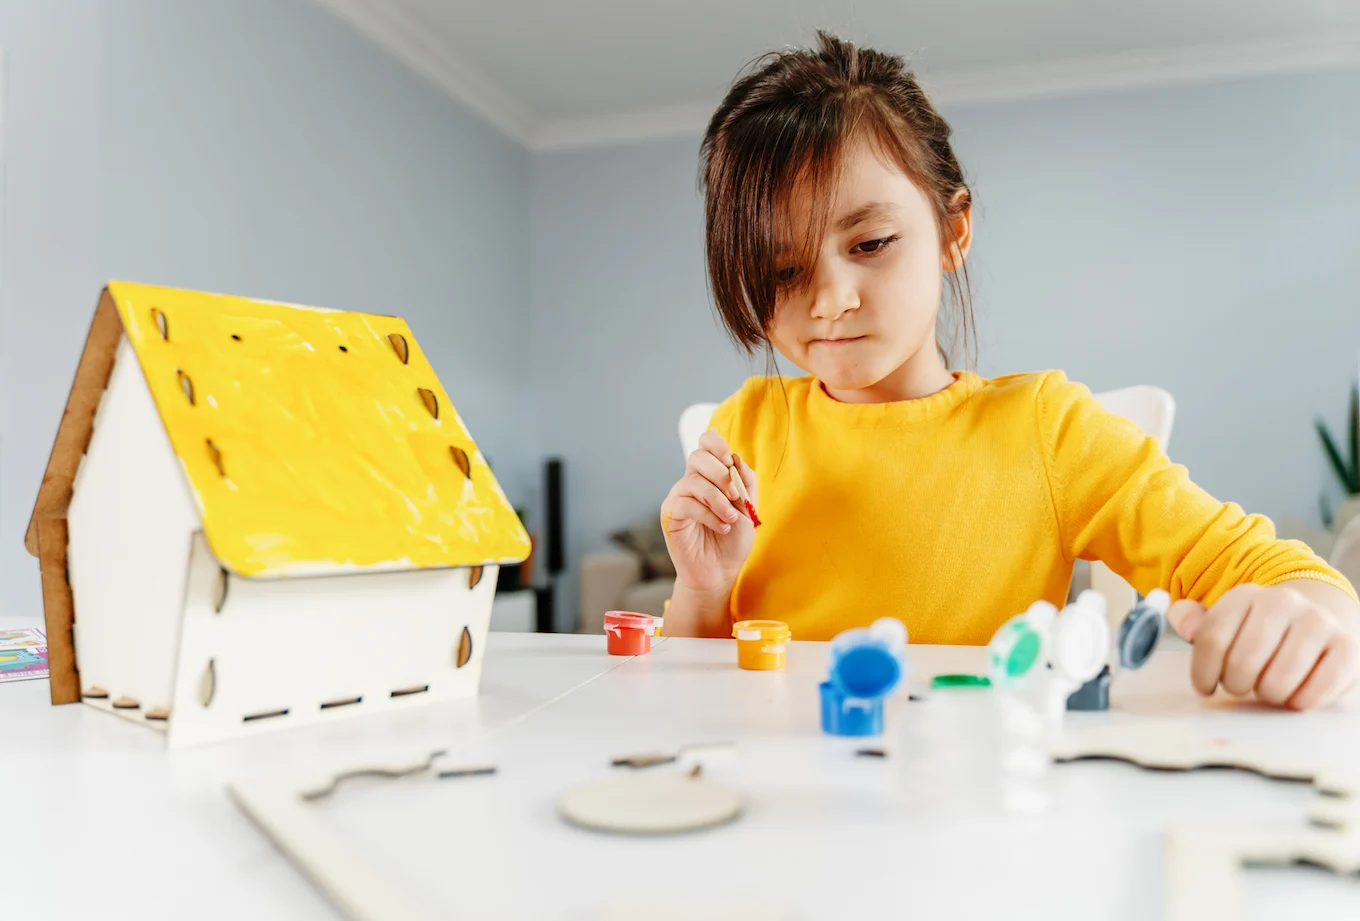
left=941, top=188, right=973, bottom=272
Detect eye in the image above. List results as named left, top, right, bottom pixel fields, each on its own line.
left=775, top=265, right=803, bottom=285
left=853, top=235, right=900, bottom=255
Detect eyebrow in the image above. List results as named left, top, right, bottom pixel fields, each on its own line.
left=834, top=201, right=899, bottom=232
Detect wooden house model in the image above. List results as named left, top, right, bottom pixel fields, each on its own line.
left=25, top=282, right=530, bottom=747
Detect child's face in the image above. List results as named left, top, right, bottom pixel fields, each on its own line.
left=768, top=142, right=966, bottom=397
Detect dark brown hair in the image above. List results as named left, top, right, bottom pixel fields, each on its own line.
left=700, top=31, right=974, bottom=365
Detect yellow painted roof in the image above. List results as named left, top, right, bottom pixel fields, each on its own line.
left=108, top=281, right=531, bottom=577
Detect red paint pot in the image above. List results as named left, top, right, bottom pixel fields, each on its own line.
left=604, top=611, right=656, bottom=656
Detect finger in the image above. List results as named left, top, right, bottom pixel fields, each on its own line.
left=1187, top=590, right=1257, bottom=696
left=732, top=453, right=758, bottom=505
left=1287, top=634, right=1360, bottom=711
left=1256, top=612, right=1331, bottom=706
left=1167, top=600, right=1207, bottom=642
left=680, top=472, right=742, bottom=524
left=686, top=449, right=741, bottom=501
left=1220, top=602, right=1294, bottom=697
left=663, top=496, right=731, bottom=535
left=697, top=429, right=734, bottom=466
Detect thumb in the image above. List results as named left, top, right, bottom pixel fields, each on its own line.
left=1167, top=600, right=1207, bottom=641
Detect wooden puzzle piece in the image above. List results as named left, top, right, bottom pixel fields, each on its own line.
left=1051, top=723, right=1360, bottom=920
left=558, top=772, right=741, bottom=835
left=1167, top=823, right=1360, bottom=921
left=230, top=749, right=499, bottom=921
left=1051, top=722, right=1320, bottom=781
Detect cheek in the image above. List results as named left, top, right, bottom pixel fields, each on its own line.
left=870, top=246, right=944, bottom=320
left=767, top=297, right=805, bottom=352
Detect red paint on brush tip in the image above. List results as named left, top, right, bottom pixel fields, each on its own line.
left=745, top=500, right=762, bottom=528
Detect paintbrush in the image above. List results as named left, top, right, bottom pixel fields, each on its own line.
left=727, top=455, right=761, bottom=528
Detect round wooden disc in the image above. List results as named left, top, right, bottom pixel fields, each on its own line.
left=558, top=774, right=740, bottom=835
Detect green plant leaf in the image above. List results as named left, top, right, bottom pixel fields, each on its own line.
left=1320, top=492, right=1334, bottom=530
left=1317, top=419, right=1352, bottom=491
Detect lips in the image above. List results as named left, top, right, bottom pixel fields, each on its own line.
left=811, top=336, right=864, bottom=346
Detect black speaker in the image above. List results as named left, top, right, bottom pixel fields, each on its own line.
left=544, top=457, right=565, bottom=576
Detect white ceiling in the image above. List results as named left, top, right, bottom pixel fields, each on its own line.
left=316, top=0, right=1360, bottom=149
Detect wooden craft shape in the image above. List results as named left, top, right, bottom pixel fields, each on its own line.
left=26, top=283, right=531, bottom=746
left=1052, top=722, right=1360, bottom=921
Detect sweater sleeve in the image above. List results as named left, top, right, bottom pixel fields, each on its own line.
left=1036, top=372, right=1357, bottom=606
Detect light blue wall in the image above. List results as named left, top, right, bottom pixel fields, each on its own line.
left=530, top=138, right=752, bottom=629
left=530, top=71, right=1360, bottom=628
left=0, top=0, right=532, bottom=622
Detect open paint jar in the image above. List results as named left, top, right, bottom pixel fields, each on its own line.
left=604, top=611, right=658, bottom=656
left=820, top=618, right=908, bottom=736
left=732, top=620, right=791, bottom=670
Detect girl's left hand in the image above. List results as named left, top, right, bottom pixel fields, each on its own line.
left=1168, top=584, right=1360, bottom=710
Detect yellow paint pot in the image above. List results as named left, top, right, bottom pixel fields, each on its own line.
left=732, top=620, right=791, bottom=670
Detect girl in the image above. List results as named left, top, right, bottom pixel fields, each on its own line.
left=661, top=32, right=1359, bottom=710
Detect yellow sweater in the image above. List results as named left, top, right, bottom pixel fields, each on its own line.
left=710, top=371, right=1356, bottom=645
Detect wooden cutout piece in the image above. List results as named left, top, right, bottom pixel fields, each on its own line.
left=206, top=439, right=225, bottom=477
left=390, top=685, right=429, bottom=698
left=243, top=708, right=290, bottom=722
left=1167, top=822, right=1360, bottom=921
left=229, top=774, right=445, bottom=921
left=112, top=696, right=141, bottom=709
left=199, top=659, right=216, bottom=707
left=83, top=686, right=109, bottom=699
left=152, top=308, right=169, bottom=340
left=387, top=333, right=409, bottom=364
left=558, top=773, right=741, bottom=835
left=320, top=696, right=363, bottom=710
left=1051, top=723, right=1318, bottom=782
left=455, top=626, right=473, bottom=669
left=417, top=388, right=438, bottom=420
left=36, top=517, right=80, bottom=704
left=301, top=749, right=446, bottom=801
left=467, top=566, right=483, bottom=590
left=213, top=568, right=229, bottom=613
left=435, top=765, right=497, bottom=780
left=1054, top=724, right=1360, bottom=921
left=613, top=753, right=678, bottom=769
left=177, top=369, right=195, bottom=405
left=25, top=290, right=122, bottom=558
left=145, top=707, right=170, bottom=721
left=613, top=742, right=735, bottom=770
left=450, top=446, right=472, bottom=479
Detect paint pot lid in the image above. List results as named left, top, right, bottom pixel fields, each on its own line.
left=605, top=611, right=654, bottom=631
left=931, top=673, right=992, bottom=689
left=829, top=647, right=904, bottom=701
left=1117, top=590, right=1169, bottom=669
left=1051, top=593, right=1110, bottom=684
left=987, top=601, right=1058, bottom=686
left=733, top=620, right=790, bottom=642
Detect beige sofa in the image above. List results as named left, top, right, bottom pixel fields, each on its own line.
left=577, top=550, right=672, bottom=633
left=1332, top=512, right=1360, bottom=593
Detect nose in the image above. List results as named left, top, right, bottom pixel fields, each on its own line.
left=808, top=262, right=860, bottom=321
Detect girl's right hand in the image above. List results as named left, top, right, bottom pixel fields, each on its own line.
left=661, top=430, right=758, bottom=597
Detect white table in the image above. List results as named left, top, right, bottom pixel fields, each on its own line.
left=3, top=634, right=1358, bottom=920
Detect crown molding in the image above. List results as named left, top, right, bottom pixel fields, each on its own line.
left=921, top=31, right=1360, bottom=107
left=312, top=5, right=1360, bottom=152
left=315, top=0, right=536, bottom=144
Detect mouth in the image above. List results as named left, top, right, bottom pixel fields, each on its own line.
left=810, top=336, right=865, bottom=347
